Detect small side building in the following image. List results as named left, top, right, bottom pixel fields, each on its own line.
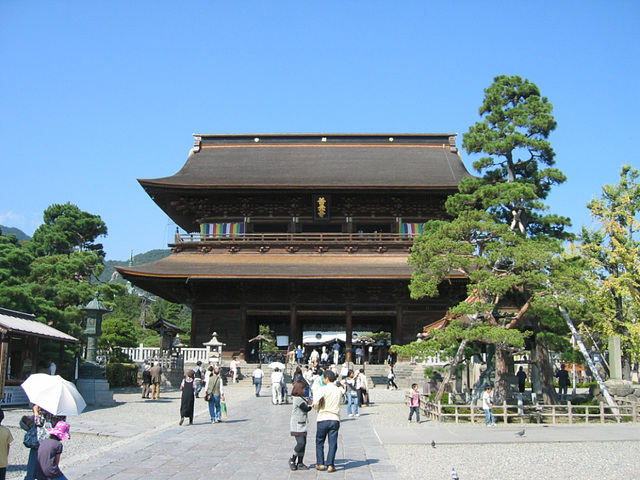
left=0, top=307, right=79, bottom=406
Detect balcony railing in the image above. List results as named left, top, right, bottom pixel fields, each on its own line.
left=175, top=232, right=418, bottom=243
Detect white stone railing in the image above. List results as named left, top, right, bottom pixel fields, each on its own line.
left=116, top=344, right=208, bottom=364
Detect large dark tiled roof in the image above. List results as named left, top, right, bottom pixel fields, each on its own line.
left=139, top=133, right=472, bottom=190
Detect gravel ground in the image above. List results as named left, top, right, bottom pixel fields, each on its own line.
left=368, top=394, right=640, bottom=480
left=3, top=385, right=639, bottom=480
left=385, top=442, right=640, bottom=480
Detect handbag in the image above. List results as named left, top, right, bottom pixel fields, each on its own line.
left=23, top=425, right=39, bottom=449
left=204, top=392, right=212, bottom=402
left=221, top=401, right=228, bottom=419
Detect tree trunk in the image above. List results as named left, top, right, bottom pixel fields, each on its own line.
left=534, top=333, right=558, bottom=404
left=493, top=346, right=509, bottom=404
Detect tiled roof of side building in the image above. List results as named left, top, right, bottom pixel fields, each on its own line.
left=0, top=308, right=79, bottom=343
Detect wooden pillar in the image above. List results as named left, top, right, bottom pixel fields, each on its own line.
left=394, top=304, right=403, bottom=345
left=241, top=304, right=247, bottom=361
left=290, top=304, right=298, bottom=346
left=345, top=303, right=353, bottom=363
left=0, top=331, right=8, bottom=400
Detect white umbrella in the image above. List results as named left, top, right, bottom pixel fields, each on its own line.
left=21, top=374, right=87, bottom=416
left=268, top=362, right=286, bottom=370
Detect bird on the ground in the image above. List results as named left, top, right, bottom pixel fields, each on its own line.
left=431, top=439, right=436, bottom=448
left=451, top=468, right=459, bottom=479
left=515, top=429, right=525, bottom=437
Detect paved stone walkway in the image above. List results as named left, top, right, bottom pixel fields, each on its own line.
left=63, top=386, right=403, bottom=480
left=4, top=384, right=640, bottom=479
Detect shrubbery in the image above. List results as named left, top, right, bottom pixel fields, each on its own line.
left=105, top=363, right=139, bottom=388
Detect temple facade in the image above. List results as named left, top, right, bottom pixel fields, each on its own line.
left=117, top=133, right=472, bottom=360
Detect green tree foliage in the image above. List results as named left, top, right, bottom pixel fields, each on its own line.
left=578, top=164, right=640, bottom=375
left=258, top=325, right=278, bottom=355
left=28, top=202, right=107, bottom=257
left=454, top=75, right=570, bottom=238
left=409, top=75, right=572, bottom=403
left=151, top=298, right=191, bottom=342
left=99, top=284, right=144, bottom=351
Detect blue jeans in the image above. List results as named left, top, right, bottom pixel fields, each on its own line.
left=316, top=420, right=340, bottom=467
left=347, top=391, right=358, bottom=415
left=484, top=408, right=495, bottom=425
left=24, top=447, right=37, bottom=480
left=254, top=378, right=262, bottom=396
left=209, top=395, right=222, bottom=421
left=409, top=406, right=420, bottom=422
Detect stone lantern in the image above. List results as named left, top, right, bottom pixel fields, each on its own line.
left=81, top=292, right=111, bottom=364
left=77, top=292, right=114, bottom=405
left=203, top=332, right=226, bottom=364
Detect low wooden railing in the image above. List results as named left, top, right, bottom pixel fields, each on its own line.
left=176, top=232, right=417, bottom=243
left=419, top=398, right=639, bottom=424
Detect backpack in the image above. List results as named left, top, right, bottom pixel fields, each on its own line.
left=23, top=425, right=39, bottom=449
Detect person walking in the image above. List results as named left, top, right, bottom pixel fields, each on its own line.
left=408, top=383, right=420, bottom=423
left=312, top=370, right=341, bottom=473
left=206, top=367, right=225, bottom=423
left=271, top=367, right=284, bottom=405
left=482, top=385, right=496, bottom=426
left=229, top=357, right=239, bottom=383
left=288, top=380, right=312, bottom=471
left=179, top=369, right=197, bottom=426
left=345, top=370, right=359, bottom=417
left=150, top=362, right=162, bottom=400
left=252, top=365, right=265, bottom=397
left=141, top=364, right=152, bottom=399
left=357, top=368, right=369, bottom=407
left=332, top=341, right=340, bottom=365
left=34, top=421, right=70, bottom=480
left=193, top=361, right=204, bottom=398
left=386, top=365, right=398, bottom=390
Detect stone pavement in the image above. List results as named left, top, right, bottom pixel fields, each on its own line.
left=63, top=386, right=403, bottom=480
left=4, top=384, right=640, bottom=480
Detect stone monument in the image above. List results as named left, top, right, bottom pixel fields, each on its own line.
left=76, top=292, right=114, bottom=405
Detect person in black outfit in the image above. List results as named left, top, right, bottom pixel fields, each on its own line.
left=516, top=366, right=527, bottom=393
left=555, top=364, right=570, bottom=401
left=179, top=369, right=197, bottom=425
left=141, top=364, right=152, bottom=399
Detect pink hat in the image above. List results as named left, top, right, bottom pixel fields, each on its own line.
left=48, top=421, right=71, bottom=440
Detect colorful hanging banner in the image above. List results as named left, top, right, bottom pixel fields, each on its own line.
left=200, top=223, right=245, bottom=237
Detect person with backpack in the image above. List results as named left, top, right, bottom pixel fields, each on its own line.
left=193, top=361, right=204, bottom=398
left=20, top=414, right=39, bottom=480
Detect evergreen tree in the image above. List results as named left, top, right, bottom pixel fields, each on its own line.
left=28, top=202, right=107, bottom=257
left=409, top=75, right=571, bottom=403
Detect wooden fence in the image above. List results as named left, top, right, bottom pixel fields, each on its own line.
left=420, top=397, right=639, bottom=424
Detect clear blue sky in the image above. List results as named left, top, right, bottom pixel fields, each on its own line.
left=1, top=1, right=639, bottom=261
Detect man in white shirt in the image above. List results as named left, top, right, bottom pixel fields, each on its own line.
left=252, top=365, right=265, bottom=397
left=48, top=360, right=56, bottom=376
left=312, top=370, right=341, bottom=473
left=482, top=385, right=496, bottom=426
left=271, top=368, right=284, bottom=404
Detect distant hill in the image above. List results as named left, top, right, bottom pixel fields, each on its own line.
left=99, top=249, right=171, bottom=284
left=0, top=225, right=30, bottom=241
